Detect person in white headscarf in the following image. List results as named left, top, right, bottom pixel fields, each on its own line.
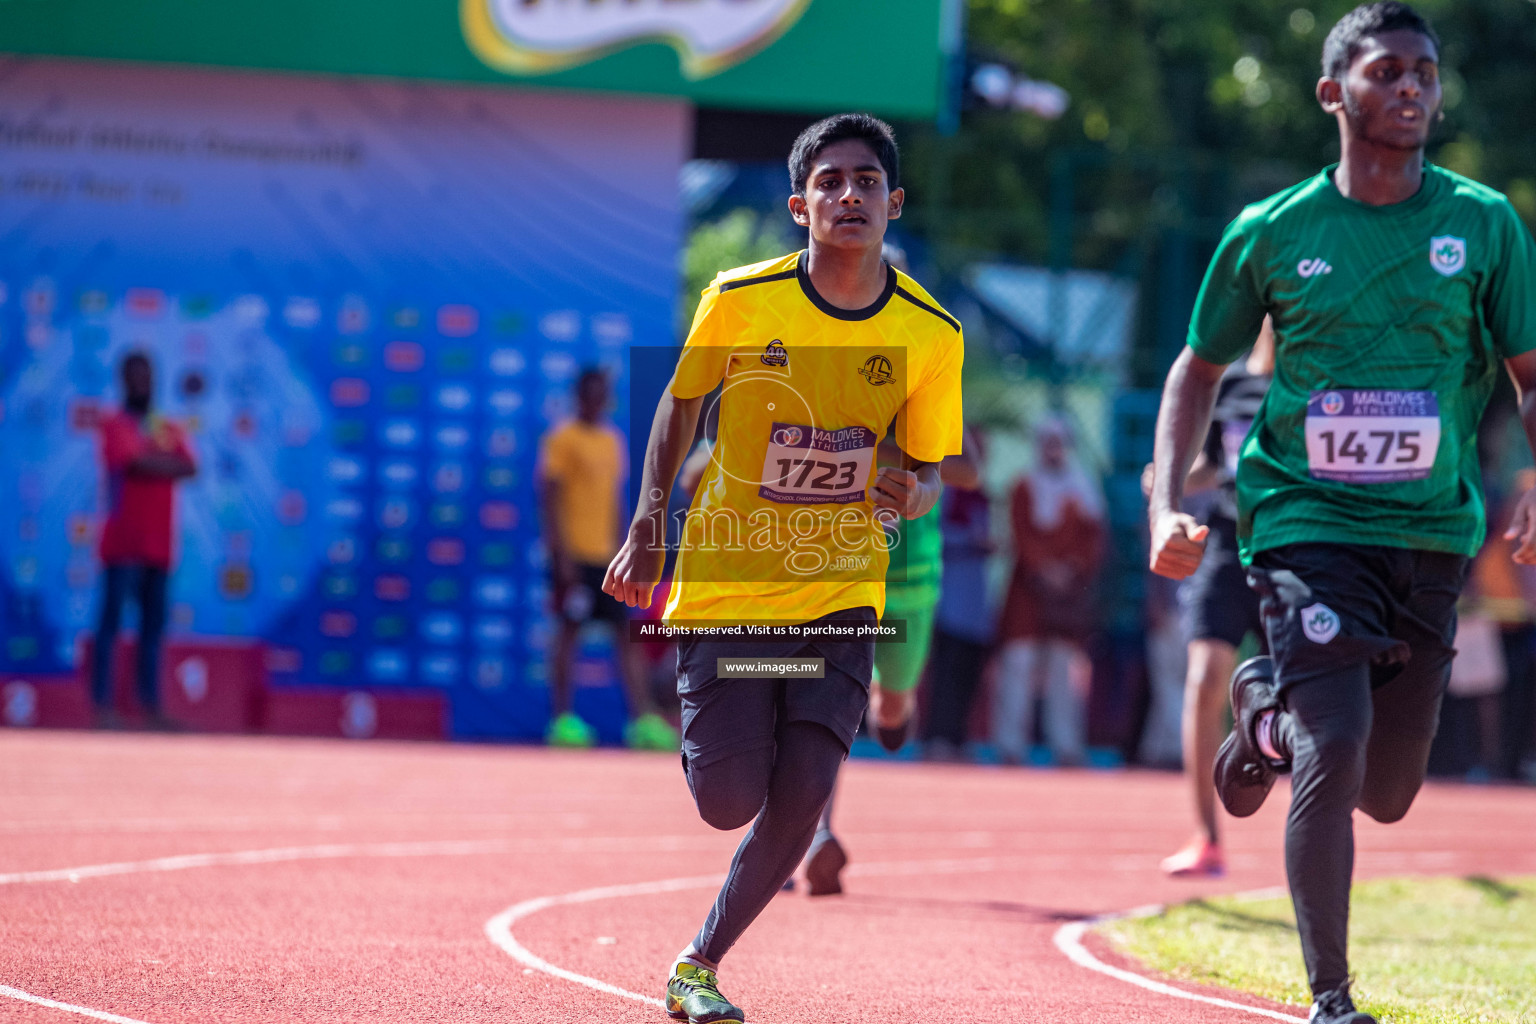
left=993, top=417, right=1105, bottom=765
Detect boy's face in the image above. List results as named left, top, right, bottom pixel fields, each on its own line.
left=1319, top=28, right=1441, bottom=151
left=789, top=138, right=904, bottom=252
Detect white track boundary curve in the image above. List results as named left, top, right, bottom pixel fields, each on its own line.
left=0, top=834, right=702, bottom=1023
left=0, top=985, right=156, bottom=1024
left=487, top=867, right=1313, bottom=1021
left=1053, top=896, right=1308, bottom=1023
left=0, top=838, right=1324, bottom=1023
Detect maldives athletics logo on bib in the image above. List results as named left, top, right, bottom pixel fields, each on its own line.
left=462, top=0, right=813, bottom=78
left=1429, top=235, right=1467, bottom=277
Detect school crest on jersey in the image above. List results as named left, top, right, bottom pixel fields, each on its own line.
left=859, top=354, right=895, bottom=386
left=1429, top=235, right=1467, bottom=277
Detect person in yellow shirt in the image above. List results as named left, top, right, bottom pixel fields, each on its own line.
left=537, top=368, right=677, bottom=750
left=604, top=114, right=964, bottom=1024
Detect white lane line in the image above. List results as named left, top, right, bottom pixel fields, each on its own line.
left=483, top=857, right=1105, bottom=1013
left=0, top=985, right=155, bottom=1024
left=486, top=874, right=725, bottom=1009
left=0, top=841, right=1226, bottom=889
left=1053, top=907, right=1308, bottom=1022
left=0, top=834, right=724, bottom=886
left=487, top=863, right=1316, bottom=1020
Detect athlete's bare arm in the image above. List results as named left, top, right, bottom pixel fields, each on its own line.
left=603, top=383, right=704, bottom=609
left=1149, top=347, right=1227, bottom=579
left=1502, top=350, right=1536, bottom=565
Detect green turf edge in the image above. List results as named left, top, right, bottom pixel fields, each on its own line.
left=1099, top=875, right=1536, bottom=1024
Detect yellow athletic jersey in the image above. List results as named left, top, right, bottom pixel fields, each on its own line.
left=663, top=250, right=964, bottom=625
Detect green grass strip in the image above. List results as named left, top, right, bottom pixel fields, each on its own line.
left=1103, top=875, right=1536, bottom=1024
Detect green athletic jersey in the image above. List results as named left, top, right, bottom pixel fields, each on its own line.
left=1188, top=164, right=1536, bottom=563
left=886, top=501, right=943, bottom=596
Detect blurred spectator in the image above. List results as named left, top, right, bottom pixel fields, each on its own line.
left=993, top=418, right=1105, bottom=765
left=1477, top=472, right=1536, bottom=781
left=1446, top=598, right=1505, bottom=780
left=93, top=351, right=196, bottom=729
left=537, top=367, right=676, bottom=751
left=922, top=432, right=995, bottom=760
left=1156, top=319, right=1272, bottom=876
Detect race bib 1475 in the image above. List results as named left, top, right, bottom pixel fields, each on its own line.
left=759, top=422, right=876, bottom=505
left=1305, top=390, right=1440, bottom=483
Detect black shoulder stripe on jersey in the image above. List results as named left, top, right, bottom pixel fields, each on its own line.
left=717, top=267, right=798, bottom=293
left=894, top=286, right=961, bottom=332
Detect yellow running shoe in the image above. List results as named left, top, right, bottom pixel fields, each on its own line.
left=665, top=963, right=744, bottom=1024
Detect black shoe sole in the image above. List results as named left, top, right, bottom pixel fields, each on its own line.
left=1214, top=657, right=1281, bottom=818
left=876, top=719, right=910, bottom=753
left=665, top=1003, right=743, bottom=1023
left=804, top=834, right=847, bottom=896
left=666, top=993, right=744, bottom=1023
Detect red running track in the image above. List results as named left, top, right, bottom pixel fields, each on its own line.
left=2, top=730, right=1533, bottom=1023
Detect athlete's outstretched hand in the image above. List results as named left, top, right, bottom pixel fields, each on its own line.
left=1149, top=509, right=1210, bottom=579
left=1505, top=487, right=1536, bottom=565
left=603, top=529, right=665, bottom=609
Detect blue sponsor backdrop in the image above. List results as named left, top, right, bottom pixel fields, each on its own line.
left=0, top=58, right=687, bottom=740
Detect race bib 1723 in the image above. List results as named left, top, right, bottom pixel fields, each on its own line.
left=758, top=422, right=877, bottom=505
left=1305, top=390, right=1440, bottom=483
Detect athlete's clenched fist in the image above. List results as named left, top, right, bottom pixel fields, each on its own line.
left=870, top=465, right=937, bottom=520
left=1149, top=509, right=1210, bottom=580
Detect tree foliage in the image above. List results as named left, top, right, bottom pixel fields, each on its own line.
left=678, top=208, right=797, bottom=333
left=902, top=0, right=1536, bottom=265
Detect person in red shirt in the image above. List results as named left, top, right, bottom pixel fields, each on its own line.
left=92, top=351, right=196, bottom=727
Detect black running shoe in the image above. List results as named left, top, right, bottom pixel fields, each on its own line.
left=803, top=833, right=847, bottom=896
left=876, top=719, right=910, bottom=753
left=665, top=964, right=744, bottom=1024
left=1214, top=656, right=1285, bottom=818
left=1308, top=983, right=1376, bottom=1024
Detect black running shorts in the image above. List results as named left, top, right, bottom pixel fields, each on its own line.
left=675, top=606, right=876, bottom=769
left=1247, top=542, right=1467, bottom=698
left=1180, top=512, right=1264, bottom=648
left=556, top=562, right=628, bottom=627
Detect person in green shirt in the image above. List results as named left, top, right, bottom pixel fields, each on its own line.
left=1148, top=5, right=1536, bottom=1022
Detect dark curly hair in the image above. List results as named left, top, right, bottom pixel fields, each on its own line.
left=1322, top=1, right=1439, bottom=80
left=787, top=113, right=899, bottom=197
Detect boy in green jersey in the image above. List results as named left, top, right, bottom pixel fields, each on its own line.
left=1149, top=4, right=1536, bottom=1022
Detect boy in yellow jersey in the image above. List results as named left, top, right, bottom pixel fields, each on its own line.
left=537, top=368, right=677, bottom=750
left=604, top=114, right=963, bottom=1024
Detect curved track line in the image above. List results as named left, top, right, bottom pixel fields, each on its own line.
left=0, top=834, right=703, bottom=1023
left=488, top=865, right=1314, bottom=1021
left=1053, top=905, right=1307, bottom=1022
left=0, top=837, right=1328, bottom=1024
left=0, top=984, right=156, bottom=1024
left=481, top=859, right=1073, bottom=1012
left=485, top=874, right=726, bottom=1009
